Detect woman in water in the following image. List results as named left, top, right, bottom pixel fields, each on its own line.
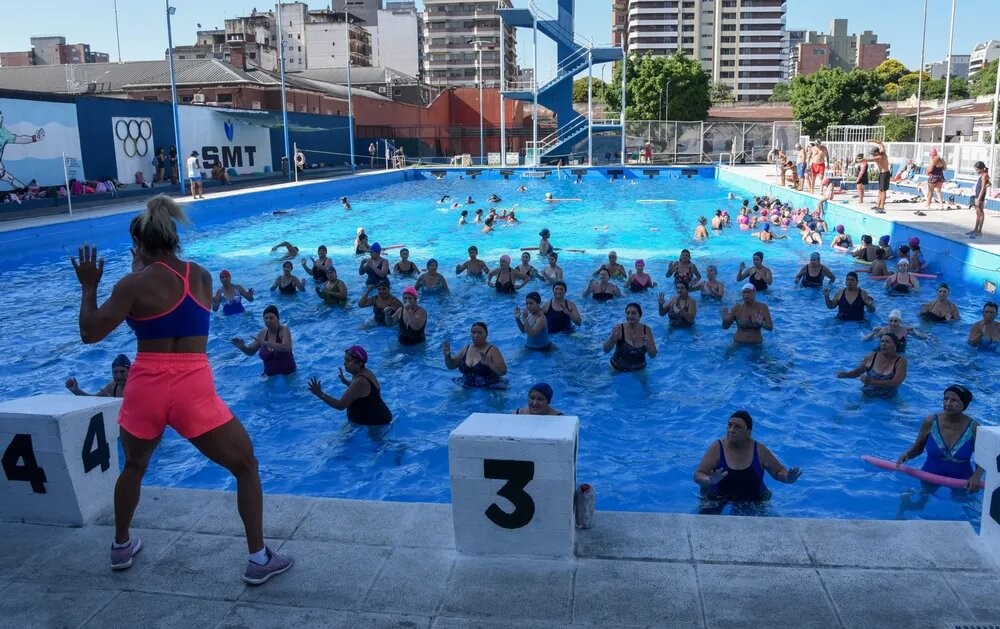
left=300, top=245, right=332, bottom=281
left=512, top=383, right=563, bottom=415
left=537, top=228, right=554, bottom=256
left=863, top=309, right=928, bottom=352
left=597, top=251, right=627, bottom=280
left=270, top=261, right=305, bottom=294
left=896, top=385, right=984, bottom=491
left=666, top=249, right=702, bottom=289
left=823, top=272, right=875, bottom=321
left=798, top=221, right=823, bottom=245
left=212, top=270, right=255, bottom=315
left=853, top=235, right=877, bottom=262
left=540, top=252, right=564, bottom=284
left=358, top=280, right=403, bottom=327
left=658, top=281, right=697, bottom=327
left=354, top=227, right=371, bottom=254
left=316, top=267, right=348, bottom=305
left=602, top=302, right=657, bottom=371
left=794, top=252, right=835, bottom=288
left=458, top=210, right=468, bottom=225
left=65, top=354, right=131, bottom=398
left=386, top=286, right=426, bottom=346
left=231, top=305, right=297, bottom=376
left=487, top=255, right=529, bottom=294
left=736, top=252, right=772, bottom=291
left=885, top=259, right=919, bottom=294
left=442, top=321, right=508, bottom=388
left=836, top=333, right=907, bottom=398
left=967, top=301, right=1000, bottom=350
left=359, top=243, right=390, bottom=287
left=626, top=259, right=656, bottom=292
left=514, top=292, right=552, bottom=351
left=543, top=281, right=582, bottom=333
left=693, top=410, right=801, bottom=508
left=516, top=251, right=538, bottom=280
left=829, top=225, right=852, bottom=251
left=694, top=216, right=709, bottom=240
left=456, top=245, right=490, bottom=277
left=721, top=285, right=773, bottom=344
left=700, top=265, right=725, bottom=300
left=307, top=346, right=392, bottom=426
left=582, top=267, right=621, bottom=302
left=919, top=284, right=961, bottom=322
left=415, top=258, right=449, bottom=293
left=270, top=241, right=300, bottom=260
left=393, top=248, right=419, bottom=277
left=71, top=195, right=289, bottom=581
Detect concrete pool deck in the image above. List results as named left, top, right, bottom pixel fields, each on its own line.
left=2, top=486, right=998, bottom=628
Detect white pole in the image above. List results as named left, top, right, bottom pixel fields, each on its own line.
left=532, top=15, right=538, bottom=167
left=940, top=0, right=957, bottom=151
left=62, top=152, right=72, bottom=217
left=499, top=12, right=506, bottom=167
left=113, top=0, right=123, bottom=63
left=914, top=0, right=928, bottom=141
left=620, top=50, right=626, bottom=166
left=478, top=43, right=484, bottom=166
left=345, top=3, right=356, bottom=172
left=587, top=49, right=593, bottom=166
left=293, top=142, right=299, bottom=182
left=277, top=1, right=291, bottom=181
left=165, top=0, right=184, bottom=195
left=991, top=59, right=1000, bottom=172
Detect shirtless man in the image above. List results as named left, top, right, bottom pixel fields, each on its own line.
left=456, top=245, right=490, bottom=277
left=863, top=139, right=891, bottom=212
left=807, top=140, right=829, bottom=194
left=794, top=143, right=807, bottom=191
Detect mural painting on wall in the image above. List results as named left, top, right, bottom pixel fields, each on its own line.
left=111, top=117, right=155, bottom=185
left=0, top=98, right=85, bottom=191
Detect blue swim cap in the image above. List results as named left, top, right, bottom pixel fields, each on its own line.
left=762, top=223, right=771, bottom=231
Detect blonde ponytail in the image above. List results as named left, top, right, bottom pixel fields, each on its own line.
left=129, top=194, right=190, bottom=254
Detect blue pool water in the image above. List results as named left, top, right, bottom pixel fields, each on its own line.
left=1, top=170, right=995, bottom=524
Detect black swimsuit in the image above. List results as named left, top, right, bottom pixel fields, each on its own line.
left=610, top=324, right=650, bottom=371
left=311, top=264, right=329, bottom=281
left=801, top=267, right=824, bottom=288
left=836, top=290, right=866, bottom=321
left=545, top=303, right=574, bottom=333
left=346, top=374, right=392, bottom=426
left=748, top=270, right=768, bottom=291
left=494, top=269, right=516, bottom=294
left=394, top=261, right=418, bottom=277
left=398, top=315, right=426, bottom=345
left=278, top=278, right=298, bottom=294
left=457, top=345, right=501, bottom=388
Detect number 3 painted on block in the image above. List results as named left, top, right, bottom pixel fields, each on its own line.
left=483, top=458, right=535, bottom=529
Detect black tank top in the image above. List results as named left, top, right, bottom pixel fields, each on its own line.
left=801, top=266, right=823, bottom=288
left=495, top=269, right=516, bottom=294
left=545, top=303, right=574, bottom=333
left=346, top=374, right=392, bottom=426
left=610, top=325, right=649, bottom=371
left=458, top=345, right=500, bottom=387
left=398, top=314, right=426, bottom=345
left=836, top=289, right=866, bottom=321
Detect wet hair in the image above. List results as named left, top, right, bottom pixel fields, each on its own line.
left=525, top=291, right=541, bottom=305
left=984, top=301, right=998, bottom=312
left=553, top=280, right=568, bottom=291
left=130, top=194, right=188, bottom=254
left=753, top=251, right=764, bottom=260
left=875, top=248, right=885, bottom=259
left=263, top=304, right=279, bottom=318
left=862, top=235, right=872, bottom=244
left=881, top=331, right=902, bottom=352
left=898, top=244, right=910, bottom=256
left=937, top=282, right=950, bottom=292
left=625, top=302, right=642, bottom=317
left=399, top=248, right=409, bottom=255
left=471, top=320, right=488, bottom=334
left=282, top=261, right=293, bottom=269
left=730, top=410, right=753, bottom=431
left=549, top=251, right=559, bottom=260
left=598, top=265, right=611, bottom=277
left=111, top=354, right=131, bottom=369
left=845, top=271, right=858, bottom=281
left=675, top=280, right=689, bottom=290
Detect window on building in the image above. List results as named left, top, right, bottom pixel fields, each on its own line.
left=217, top=93, right=233, bottom=103
left=720, top=71, right=734, bottom=78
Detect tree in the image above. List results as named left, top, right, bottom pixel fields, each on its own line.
left=572, top=77, right=607, bottom=103
left=789, top=68, right=883, bottom=136
left=875, top=59, right=909, bottom=85
left=896, top=71, right=930, bottom=99
left=970, top=60, right=998, bottom=97
left=606, top=52, right=711, bottom=121
left=922, top=77, right=970, bottom=99
left=769, top=83, right=791, bottom=103
left=709, top=81, right=734, bottom=104
left=880, top=114, right=915, bottom=141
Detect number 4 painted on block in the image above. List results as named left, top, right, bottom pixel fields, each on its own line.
left=2, top=434, right=48, bottom=493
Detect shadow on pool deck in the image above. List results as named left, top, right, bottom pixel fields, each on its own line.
left=1, top=486, right=998, bottom=628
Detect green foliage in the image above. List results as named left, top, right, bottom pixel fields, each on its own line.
left=768, top=83, right=791, bottom=103
left=970, top=60, right=998, bottom=97
left=922, top=77, right=970, bottom=99
left=572, top=77, right=607, bottom=103
left=880, top=114, right=915, bottom=141
left=709, top=81, right=735, bottom=104
left=789, top=68, right=883, bottom=136
left=606, top=52, right=711, bottom=121
left=874, top=59, right=909, bottom=85
left=895, top=71, right=930, bottom=99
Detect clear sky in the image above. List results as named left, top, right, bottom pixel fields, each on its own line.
left=0, top=1, right=995, bottom=80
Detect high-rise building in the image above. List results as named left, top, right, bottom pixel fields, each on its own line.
left=611, top=0, right=627, bottom=48
left=968, top=40, right=1000, bottom=79
left=788, top=19, right=888, bottom=78
left=924, top=54, right=970, bottom=80
left=368, top=1, right=421, bottom=79
left=623, top=0, right=786, bottom=102
left=420, top=0, right=517, bottom=88
left=0, top=36, right=109, bottom=68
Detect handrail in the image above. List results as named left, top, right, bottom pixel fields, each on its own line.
left=527, top=0, right=594, bottom=48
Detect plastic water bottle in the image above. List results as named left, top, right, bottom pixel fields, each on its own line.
left=574, top=483, right=595, bottom=529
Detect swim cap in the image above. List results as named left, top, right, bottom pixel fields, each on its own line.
left=879, top=235, right=890, bottom=245
left=897, top=259, right=910, bottom=267
left=809, top=252, right=820, bottom=261
left=835, top=225, right=844, bottom=233
left=500, top=254, right=511, bottom=264
left=357, top=227, right=365, bottom=234
left=944, top=384, right=972, bottom=410
left=539, top=228, right=550, bottom=237
left=762, top=223, right=771, bottom=231
left=347, top=345, right=368, bottom=363
left=402, top=286, right=418, bottom=299
left=635, top=259, right=645, bottom=268
left=427, top=258, right=438, bottom=267
left=371, top=242, right=382, bottom=253
left=529, top=382, right=554, bottom=403
left=908, top=237, right=920, bottom=247
left=730, top=410, right=753, bottom=431
left=888, top=309, right=903, bottom=321
left=219, top=269, right=231, bottom=278
left=741, top=283, right=756, bottom=293
left=112, top=354, right=131, bottom=368
left=808, top=221, right=817, bottom=230
left=341, top=197, right=348, bottom=203
left=263, top=304, right=279, bottom=318
left=377, top=279, right=390, bottom=288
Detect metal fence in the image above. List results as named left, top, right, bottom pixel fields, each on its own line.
left=823, top=140, right=999, bottom=179
left=615, top=120, right=802, bottom=165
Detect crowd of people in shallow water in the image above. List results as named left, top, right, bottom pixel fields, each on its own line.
left=68, top=186, right=997, bottom=548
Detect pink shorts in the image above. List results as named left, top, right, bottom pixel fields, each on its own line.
left=118, top=352, right=233, bottom=440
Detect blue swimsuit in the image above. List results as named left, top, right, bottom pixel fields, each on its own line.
left=709, top=441, right=769, bottom=501
left=922, top=415, right=975, bottom=479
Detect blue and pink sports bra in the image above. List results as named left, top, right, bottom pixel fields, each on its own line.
left=126, top=262, right=211, bottom=340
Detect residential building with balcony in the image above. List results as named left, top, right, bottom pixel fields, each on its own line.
left=787, top=19, right=888, bottom=78
left=624, top=0, right=786, bottom=102
left=968, top=40, right=1000, bottom=79
left=0, top=36, right=108, bottom=68
left=420, top=0, right=517, bottom=88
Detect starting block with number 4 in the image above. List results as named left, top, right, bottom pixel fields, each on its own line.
left=0, top=394, right=121, bottom=526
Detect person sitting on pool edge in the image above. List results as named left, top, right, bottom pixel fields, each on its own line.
left=65, top=353, right=131, bottom=398
left=456, top=245, right=490, bottom=277
left=823, top=272, right=875, bottom=321
left=442, top=321, right=508, bottom=388
left=512, top=383, right=563, bottom=415
left=896, top=385, right=984, bottom=491
left=693, top=410, right=802, bottom=512
left=307, top=345, right=392, bottom=427
left=231, top=305, right=296, bottom=376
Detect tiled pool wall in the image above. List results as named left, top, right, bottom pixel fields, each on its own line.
left=413, top=165, right=717, bottom=181
left=718, top=168, right=1000, bottom=291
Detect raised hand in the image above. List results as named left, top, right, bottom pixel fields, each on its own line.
left=71, top=244, right=104, bottom=289
left=708, top=467, right=728, bottom=484
left=307, top=377, right=324, bottom=397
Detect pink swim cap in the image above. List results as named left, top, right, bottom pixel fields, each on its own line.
left=635, top=259, right=645, bottom=268
left=908, top=237, right=920, bottom=247
left=500, top=254, right=511, bottom=264
left=929, top=148, right=938, bottom=157
left=402, top=286, right=418, bottom=299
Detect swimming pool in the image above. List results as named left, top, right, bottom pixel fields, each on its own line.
left=1, top=168, right=994, bottom=525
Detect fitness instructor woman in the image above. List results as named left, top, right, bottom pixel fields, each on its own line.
left=71, top=195, right=291, bottom=585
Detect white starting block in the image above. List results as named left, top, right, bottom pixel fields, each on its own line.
left=449, top=412, right=579, bottom=558
left=0, top=394, right=121, bottom=526
left=977, top=426, right=1000, bottom=562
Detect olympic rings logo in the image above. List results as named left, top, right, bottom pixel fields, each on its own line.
left=114, top=118, right=152, bottom=158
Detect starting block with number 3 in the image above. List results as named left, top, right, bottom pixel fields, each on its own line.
left=449, top=413, right=580, bottom=558
left=0, top=394, right=121, bottom=526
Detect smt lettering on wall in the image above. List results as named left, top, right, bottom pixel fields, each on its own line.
left=0, top=98, right=85, bottom=190
left=179, top=108, right=271, bottom=175
left=111, top=117, right=155, bottom=185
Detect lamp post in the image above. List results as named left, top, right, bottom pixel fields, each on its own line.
left=276, top=2, right=292, bottom=180
left=660, top=78, right=671, bottom=121
left=165, top=1, right=184, bottom=194
left=940, top=0, right=957, bottom=151
left=914, top=0, right=928, bottom=140
left=342, top=1, right=359, bottom=171
left=114, top=0, right=123, bottom=63
left=468, top=38, right=485, bottom=165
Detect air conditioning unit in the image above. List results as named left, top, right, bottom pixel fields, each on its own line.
left=192, top=93, right=206, bottom=104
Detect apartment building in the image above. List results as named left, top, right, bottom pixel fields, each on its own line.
left=624, top=0, right=786, bottom=102
left=924, top=54, right=970, bottom=80
left=421, top=0, right=517, bottom=88
left=788, top=19, right=887, bottom=78
left=368, top=1, right=421, bottom=78
left=0, top=36, right=108, bottom=68
left=968, top=40, right=1000, bottom=79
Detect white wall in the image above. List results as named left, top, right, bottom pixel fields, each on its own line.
left=304, top=22, right=348, bottom=69
left=179, top=107, right=273, bottom=175
left=370, top=9, right=419, bottom=77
